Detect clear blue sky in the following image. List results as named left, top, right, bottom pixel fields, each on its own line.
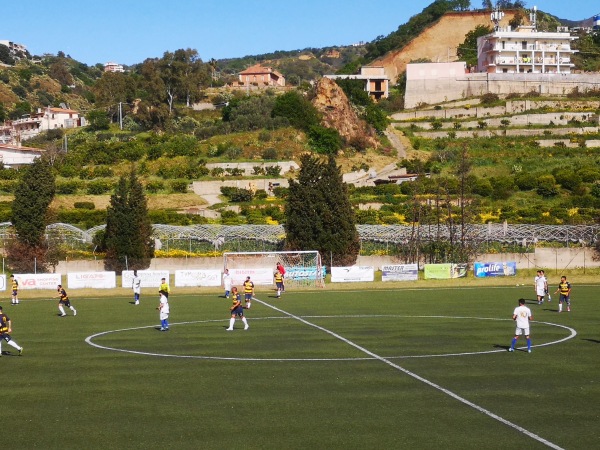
left=3, top=0, right=597, bottom=66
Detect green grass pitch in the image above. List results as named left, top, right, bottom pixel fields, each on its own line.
left=4, top=285, right=599, bottom=449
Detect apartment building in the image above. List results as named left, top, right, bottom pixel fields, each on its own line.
left=477, top=26, right=578, bottom=74
left=0, top=40, right=28, bottom=60
left=104, top=62, right=125, bottom=73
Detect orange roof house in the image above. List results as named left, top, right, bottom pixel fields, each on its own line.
left=238, top=64, right=285, bottom=87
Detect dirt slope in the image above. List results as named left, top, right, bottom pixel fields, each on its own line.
left=369, top=10, right=521, bottom=83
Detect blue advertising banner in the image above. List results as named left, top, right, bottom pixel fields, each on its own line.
left=286, top=267, right=325, bottom=281
left=474, top=262, right=517, bottom=278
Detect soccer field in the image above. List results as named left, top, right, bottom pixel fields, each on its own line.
left=5, top=285, right=599, bottom=449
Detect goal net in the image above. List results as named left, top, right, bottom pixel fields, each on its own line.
left=223, top=251, right=324, bottom=288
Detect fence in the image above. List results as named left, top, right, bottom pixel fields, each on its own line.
left=0, top=222, right=599, bottom=261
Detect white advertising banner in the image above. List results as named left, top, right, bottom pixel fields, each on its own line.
left=0, top=274, right=5, bottom=291
left=175, top=270, right=221, bottom=287
left=67, top=272, right=116, bottom=289
left=122, top=270, right=169, bottom=288
left=382, top=264, right=419, bottom=282
left=330, top=266, right=375, bottom=283
left=14, top=273, right=62, bottom=290
left=230, top=268, right=273, bottom=286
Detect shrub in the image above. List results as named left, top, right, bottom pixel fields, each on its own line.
left=56, top=181, right=81, bottom=194
left=265, top=165, right=282, bottom=177
left=536, top=174, right=558, bottom=198
left=514, top=173, right=537, bottom=191
left=258, top=130, right=272, bottom=142
left=86, top=180, right=112, bottom=195
left=431, top=121, right=443, bottom=130
left=220, top=186, right=253, bottom=202
left=254, top=189, right=268, bottom=200
left=221, top=210, right=243, bottom=225
left=273, top=186, right=288, bottom=198
left=308, top=125, right=342, bottom=154
left=170, top=179, right=189, bottom=193
left=490, top=176, right=515, bottom=200
left=211, top=167, right=225, bottom=177
left=261, top=148, right=278, bottom=160
left=480, top=93, right=499, bottom=104
left=145, top=180, right=165, bottom=193
left=553, top=171, right=582, bottom=192
left=0, top=180, right=17, bottom=193
left=252, top=166, right=265, bottom=176
left=73, top=201, right=95, bottom=210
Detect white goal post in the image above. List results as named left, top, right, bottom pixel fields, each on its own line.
left=223, top=251, right=324, bottom=288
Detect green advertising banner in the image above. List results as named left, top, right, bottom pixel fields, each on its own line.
left=424, top=264, right=468, bottom=279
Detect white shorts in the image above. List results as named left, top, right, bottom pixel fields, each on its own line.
left=536, top=288, right=545, bottom=297
left=515, top=326, right=530, bottom=336
left=160, top=312, right=169, bottom=320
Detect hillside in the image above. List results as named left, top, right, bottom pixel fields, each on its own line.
left=368, top=10, right=521, bottom=83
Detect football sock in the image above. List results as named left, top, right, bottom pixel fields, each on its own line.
left=526, top=338, right=531, bottom=351
left=7, top=340, right=20, bottom=350
left=70, top=306, right=76, bottom=312
left=229, top=318, right=235, bottom=329
left=511, top=338, right=517, bottom=349
left=59, top=305, right=66, bottom=315
left=559, top=304, right=562, bottom=312
left=242, top=317, right=248, bottom=327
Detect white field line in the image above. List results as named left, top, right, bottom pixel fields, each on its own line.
left=85, top=315, right=576, bottom=361
left=252, top=297, right=567, bottom=450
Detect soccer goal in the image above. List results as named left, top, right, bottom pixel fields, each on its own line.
left=223, top=251, right=324, bottom=288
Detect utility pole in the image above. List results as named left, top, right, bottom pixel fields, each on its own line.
left=119, top=102, right=123, bottom=130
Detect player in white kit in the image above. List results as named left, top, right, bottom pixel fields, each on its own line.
left=509, top=298, right=532, bottom=353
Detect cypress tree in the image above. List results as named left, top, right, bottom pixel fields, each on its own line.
left=284, top=154, right=359, bottom=266
left=8, top=157, right=56, bottom=272
left=104, top=169, right=153, bottom=271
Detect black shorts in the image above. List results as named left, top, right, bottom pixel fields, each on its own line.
left=59, top=299, right=71, bottom=307
left=0, top=333, right=12, bottom=342
left=231, top=306, right=245, bottom=317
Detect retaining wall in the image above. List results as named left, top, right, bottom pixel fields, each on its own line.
left=54, top=247, right=600, bottom=275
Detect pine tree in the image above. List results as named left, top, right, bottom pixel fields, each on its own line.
left=285, top=154, right=359, bottom=266
left=8, top=157, right=56, bottom=272
left=104, top=169, right=153, bottom=271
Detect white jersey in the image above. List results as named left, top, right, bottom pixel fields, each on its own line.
left=132, top=275, right=141, bottom=294
left=534, top=275, right=547, bottom=296
left=513, top=305, right=532, bottom=329
left=223, top=273, right=232, bottom=290
left=159, top=294, right=170, bottom=315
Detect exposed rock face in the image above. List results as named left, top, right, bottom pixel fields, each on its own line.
left=312, top=77, right=379, bottom=149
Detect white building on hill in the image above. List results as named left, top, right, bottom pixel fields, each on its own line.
left=477, top=26, right=578, bottom=74
left=0, top=143, right=44, bottom=168
left=1, top=106, right=84, bottom=145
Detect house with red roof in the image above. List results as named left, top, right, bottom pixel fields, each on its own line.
left=236, top=64, right=285, bottom=87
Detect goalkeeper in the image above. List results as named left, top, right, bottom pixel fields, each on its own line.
left=276, top=262, right=286, bottom=292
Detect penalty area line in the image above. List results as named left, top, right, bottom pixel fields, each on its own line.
left=253, top=296, right=565, bottom=450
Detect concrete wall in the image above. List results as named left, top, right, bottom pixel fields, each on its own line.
left=53, top=247, right=600, bottom=275
left=392, top=100, right=600, bottom=122
left=404, top=71, right=600, bottom=109
left=412, top=126, right=598, bottom=139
